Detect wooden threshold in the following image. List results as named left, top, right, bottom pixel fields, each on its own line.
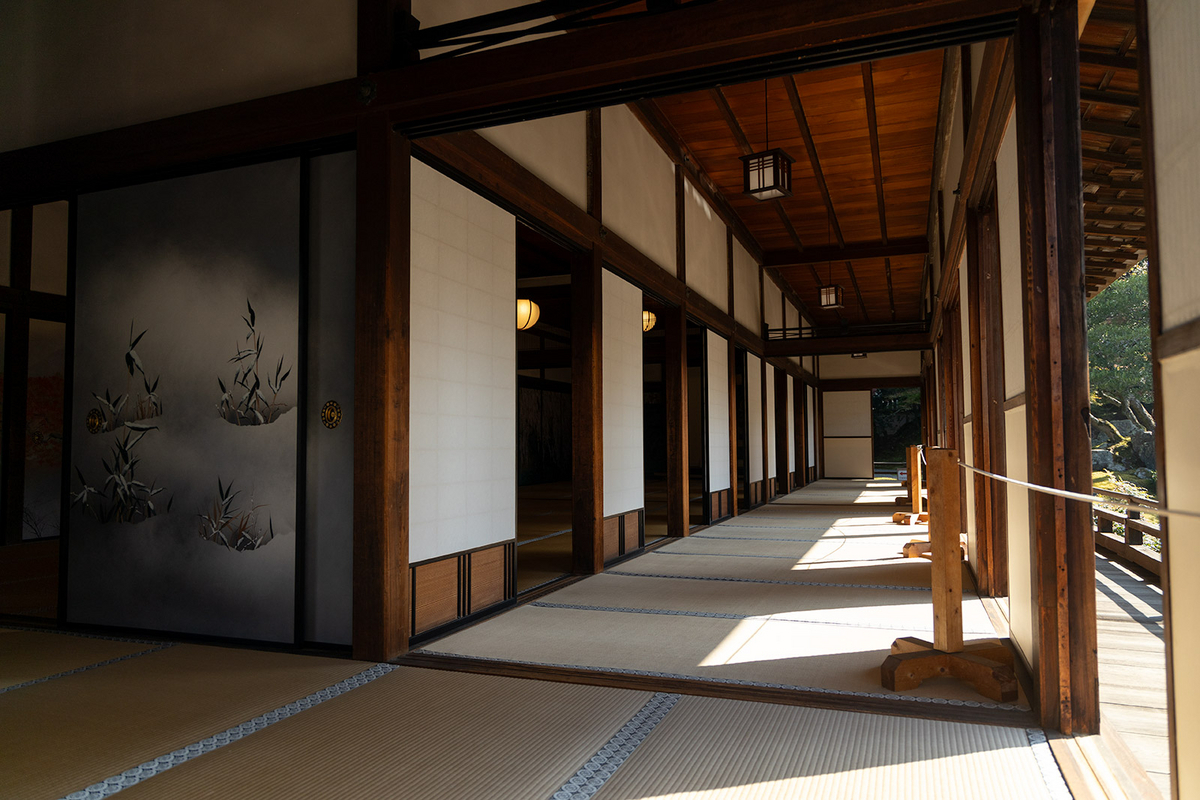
left=394, top=651, right=1039, bottom=729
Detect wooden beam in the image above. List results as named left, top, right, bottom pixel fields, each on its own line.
left=843, top=260, right=871, bottom=324
left=1081, top=172, right=1143, bottom=190
left=0, top=0, right=1024, bottom=208
left=1080, top=118, right=1141, bottom=139
left=710, top=87, right=754, bottom=156
left=862, top=62, right=889, bottom=246
left=358, top=0, right=415, bottom=74
left=728, top=335, right=739, bottom=516
left=1081, top=148, right=1142, bottom=168
left=587, top=108, right=602, bottom=220
left=1079, top=50, right=1138, bottom=71
left=1088, top=211, right=1146, bottom=224
left=822, top=376, right=922, bottom=391
left=764, top=238, right=929, bottom=267
left=1014, top=0, right=1098, bottom=735
left=1079, top=88, right=1140, bottom=109
left=353, top=115, right=411, bottom=661
left=784, top=76, right=844, bottom=247
left=884, top=257, right=897, bottom=321
left=764, top=331, right=931, bottom=357
left=572, top=246, right=604, bottom=574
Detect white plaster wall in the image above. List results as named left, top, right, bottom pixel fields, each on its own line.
left=1162, top=348, right=1200, bottom=795
left=1005, top=405, right=1036, bottom=672
left=819, top=351, right=922, bottom=379
left=409, top=161, right=516, bottom=563
left=0, top=0, right=356, bottom=153
left=602, top=105, right=677, bottom=275
left=803, top=356, right=816, bottom=374
left=478, top=114, right=588, bottom=211
left=733, top=242, right=761, bottom=332
left=1150, top=0, right=1200, bottom=328
left=807, top=386, right=816, bottom=467
left=823, top=391, right=872, bottom=437
left=996, top=119, right=1024, bottom=397
left=602, top=269, right=645, bottom=516
left=785, top=301, right=799, bottom=333
left=825, top=439, right=873, bottom=478
left=787, top=377, right=796, bottom=473
left=766, top=364, right=777, bottom=479
left=764, top=279, right=782, bottom=332
left=684, top=180, right=730, bottom=312
left=305, top=150, right=355, bottom=646
left=707, top=330, right=731, bottom=492
left=747, top=353, right=763, bottom=483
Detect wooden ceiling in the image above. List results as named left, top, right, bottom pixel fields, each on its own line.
left=644, top=49, right=944, bottom=329
left=1079, top=0, right=1146, bottom=298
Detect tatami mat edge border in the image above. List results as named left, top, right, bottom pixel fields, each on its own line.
left=1027, top=729, right=1076, bottom=800
left=59, top=663, right=399, bottom=800
left=551, top=693, right=680, bottom=800
left=1, top=644, right=176, bottom=695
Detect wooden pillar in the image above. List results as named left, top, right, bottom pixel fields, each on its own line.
left=929, top=448, right=964, bottom=653
left=353, top=114, right=411, bottom=661
left=774, top=368, right=789, bottom=494
left=1014, top=0, right=1098, bottom=735
left=908, top=445, right=923, bottom=516
left=664, top=305, right=689, bottom=537
left=2, top=207, right=33, bottom=545
left=966, top=169, right=1008, bottom=596
left=572, top=246, right=604, bottom=573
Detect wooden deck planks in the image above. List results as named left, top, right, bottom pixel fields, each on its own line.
left=1094, top=553, right=1169, bottom=796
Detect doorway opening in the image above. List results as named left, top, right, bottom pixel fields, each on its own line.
left=514, top=224, right=575, bottom=594
left=871, top=387, right=922, bottom=480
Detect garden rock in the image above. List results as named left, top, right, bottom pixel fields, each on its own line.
left=1130, top=430, right=1156, bottom=469
left=1092, top=449, right=1115, bottom=470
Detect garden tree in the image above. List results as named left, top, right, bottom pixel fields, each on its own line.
left=1086, top=262, right=1154, bottom=432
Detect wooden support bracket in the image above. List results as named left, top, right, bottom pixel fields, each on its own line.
left=881, top=448, right=1017, bottom=702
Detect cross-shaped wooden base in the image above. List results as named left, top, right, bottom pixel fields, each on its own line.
left=880, top=636, right=1019, bottom=703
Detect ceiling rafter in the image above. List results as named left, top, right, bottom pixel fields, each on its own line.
left=861, top=62, right=895, bottom=321
left=783, top=76, right=844, bottom=248
left=843, top=260, right=872, bottom=323
left=763, top=237, right=928, bottom=267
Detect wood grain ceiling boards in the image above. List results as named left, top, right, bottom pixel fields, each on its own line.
left=1079, top=0, right=1146, bottom=298
left=651, top=50, right=942, bottom=327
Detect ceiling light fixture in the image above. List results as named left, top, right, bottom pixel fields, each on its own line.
left=741, top=79, right=794, bottom=201
left=516, top=298, right=540, bottom=330
left=819, top=209, right=843, bottom=310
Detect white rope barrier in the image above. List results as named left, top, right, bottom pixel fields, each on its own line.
left=910, top=443, right=1191, bottom=522
left=955, top=460, right=1200, bottom=523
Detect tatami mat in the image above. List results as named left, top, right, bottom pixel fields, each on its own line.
left=538, top=573, right=997, bottom=635
left=613, top=551, right=959, bottom=589
left=422, top=604, right=1023, bottom=706
left=0, top=642, right=366, bottom=800
left=0, top=630, right=159, bottom=690
left=591, top=696, right=1060, bottom=800
left=774, top=480, right=907, bottom=506
left=116, top=667, right=653, bottom=800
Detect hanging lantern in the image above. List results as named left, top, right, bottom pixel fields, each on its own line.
left=741, top=149, right=794, bottom=201
left=642, top=310, right=657, bottom=332
left=741, top=80, right=793, bottom=201
left=819, top=285, right=843, bottom=310
left=516, top=298, right=540, bottom=330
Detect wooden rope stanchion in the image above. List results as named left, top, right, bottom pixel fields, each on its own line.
left=894, top=445, right=928, bottom=531
left=881, top=448, right=1018, bottom=703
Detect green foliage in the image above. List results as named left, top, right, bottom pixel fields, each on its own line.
left=872, top=387, right=922, bottom=464
left=1087, top=263, right=1152, bottom=408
